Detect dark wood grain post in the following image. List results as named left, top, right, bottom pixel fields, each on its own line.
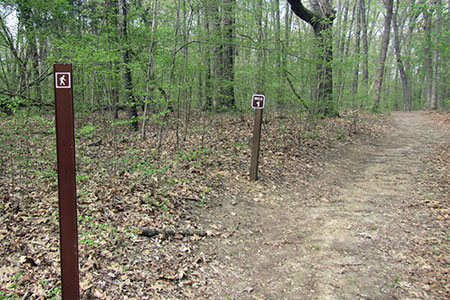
left=250, top=94, right=265, bottom=181
left=54, top=64, right=80, bottom=299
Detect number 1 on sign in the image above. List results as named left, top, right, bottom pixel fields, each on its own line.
left=252, top=94, right=265, bottom=109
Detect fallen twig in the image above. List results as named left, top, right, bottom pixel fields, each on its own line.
left=138, top=227, right=207, bottom=238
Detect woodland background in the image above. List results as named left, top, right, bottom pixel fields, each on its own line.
left=0, top=0, right=449, bottom=298
left=0, top=0, right=448, bottom=122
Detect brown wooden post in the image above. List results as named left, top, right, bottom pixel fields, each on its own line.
left=54, top=64, right=80, bottom=300
left=250, top=94, right=265, bottom=181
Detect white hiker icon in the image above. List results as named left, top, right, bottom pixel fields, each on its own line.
left=55, top=72, right=71, bottom=88
left=59, top=75, right=67, bottom=86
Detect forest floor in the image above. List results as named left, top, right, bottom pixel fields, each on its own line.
left=196, top=111, right=449, bottom=300
left=0, top=110, right=448, bottom=299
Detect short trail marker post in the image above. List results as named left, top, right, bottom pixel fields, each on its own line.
left=250, top=94, right=265, bottom=181
left=54, top=64, right=80, bottom=299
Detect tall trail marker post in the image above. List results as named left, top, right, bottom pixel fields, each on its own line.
left=54, top=64, right=80, bottom=299
left=250, top=94, right=265, bottom=181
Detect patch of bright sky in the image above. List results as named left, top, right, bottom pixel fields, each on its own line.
left=1, top=4, right=18, bottom=37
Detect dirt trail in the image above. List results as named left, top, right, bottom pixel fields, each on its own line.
left=197, top=112, right=449, bottom=299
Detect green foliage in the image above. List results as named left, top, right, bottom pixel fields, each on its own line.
left=9, top=272, right=24, bottom=289
left=137, top=162, right=169, bottom=176
left=47, top=286, right=62, bottom=300
left=175, top=148, right=212, bottom=163
left=0, top=292, right=21, bottom=300
left=335, top=129, right=347, bottom=141
left=0, top=0, right=447, bottom=134
left=76, top=123, right=97, bottom=138
left=304, top=130, right=320, bottom=141
left=0, top=97, right=26, bottom=115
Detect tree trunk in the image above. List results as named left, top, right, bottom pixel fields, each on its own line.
left=335, top=0, right=350, bottom=106
left=274, top=0, right=283, bottom=109
left=142, top=0, right=159, bottom=139
left=338, top=0, right=356, bottom=107
left=107, top=0, right=120, bottom=119
left=211, top=1, right=223, bottom=109
left=352, top=0, right=361, bottom=107
left=430, top=0, right=441, bottom=109
left=423, top=5, right=433, bottom=108
left=287, top=0, right=336, bottom=117
left=392, top=0, right=411, bottom=111
left=197, top=9, right=204, bottom=109
left=403, top=0, right=420, bottom=111
left=119, top=0, right=138, bottom=130
left=372, top=0, right=393, bottom=112
left=360, top=0, right=369, bottom=108
left=156, top=0, right=181, bottom=156
left=203, top=1, right=213, bottom=110
left=282, top=4, right=292, bottom=107
left=255, top=0, right=265, bottom=94
left=221, top=0, right=235, bottom=108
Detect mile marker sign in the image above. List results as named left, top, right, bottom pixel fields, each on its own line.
left=250, top=94, right=265, bottom=181
left=252, top=94, right=265, bottom=109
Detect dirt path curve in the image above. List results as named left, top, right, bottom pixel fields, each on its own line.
left=197, top=112, right=448, bottom=300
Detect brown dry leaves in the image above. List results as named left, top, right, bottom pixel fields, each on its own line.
left=1, top=110, right=393, bottom=298
left=407, top=111, right=450, bottom=299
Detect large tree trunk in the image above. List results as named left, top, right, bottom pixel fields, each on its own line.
left=287, top=0, right=336, bottom=117
left=372, top=0, right=393, bottom=112
left=221, top=0, right=235, bottom=108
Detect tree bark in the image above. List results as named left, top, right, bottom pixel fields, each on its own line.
left=106, top=0, right=121, bottom=119
left=352, top=0, right=361, bottom=107
left=255, top=0, right=265, bottom=94
left=430, top=0, right=441, bottom=109
left=360, top=0, right=369, bottom=108
left=338, top=0, right=356, bottom=107
left=392, top=0, right=411, bottom=111
left=282, top=3, right=293, bottom=107
left=274, top=0, right=283, bottom=109
left=203, top=0, right=213, bottom=110
left=142, top=0, right=159, bottom=139
left=221, top=0, right=235, bottom=108
left=372, top=0, right=393, bottom=112
left=403, top=0, right=420, bottom=111
left=422, top=4, right=433, bottom=108
left=287, top=0, right=336, bottom=117
left=119, top=0, right=138, bottom=130
left=211, top=1, right=223, bottom=109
